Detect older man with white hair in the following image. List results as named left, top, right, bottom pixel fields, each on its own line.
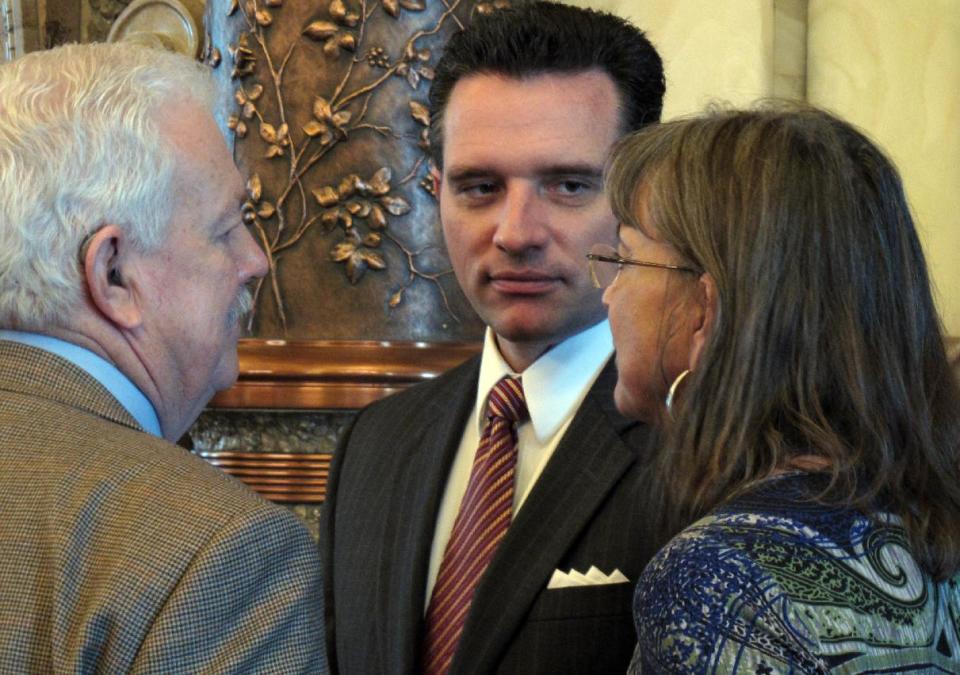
left=0, top=43, right=325, bottom=672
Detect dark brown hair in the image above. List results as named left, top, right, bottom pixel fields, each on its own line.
left=606, top=104, right=960, bottom=579
left=427, top=1, right=664, bottom=168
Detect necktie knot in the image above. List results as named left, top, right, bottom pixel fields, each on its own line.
left=486, top=376, right=528, bottom=423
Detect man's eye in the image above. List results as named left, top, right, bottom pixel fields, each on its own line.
left=556, top=180, right=589, bottom=195
left=547, top=178, right=597, bottom=201
left=459, top=182, right=498, bottom=196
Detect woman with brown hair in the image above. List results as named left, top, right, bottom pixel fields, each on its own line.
left=592, top=105, right=960, bottom=672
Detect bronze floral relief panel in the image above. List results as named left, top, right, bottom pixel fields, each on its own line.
left=204, top=0, right=499, bottom=341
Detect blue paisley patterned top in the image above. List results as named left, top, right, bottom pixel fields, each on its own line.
left=630, top=473, right=960, bottom=673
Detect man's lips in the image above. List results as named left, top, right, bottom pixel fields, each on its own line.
left=488, top=271, right=562, bottom=295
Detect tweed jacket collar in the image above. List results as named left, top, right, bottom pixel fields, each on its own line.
left=0, top=339, right=142, bottom=432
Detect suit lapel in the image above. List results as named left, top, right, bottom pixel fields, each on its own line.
left=450, top=361, right=639, bottom=673
left=381, top=357, right=481, bottom=673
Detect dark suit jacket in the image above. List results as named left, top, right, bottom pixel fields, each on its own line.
left=0, top=340, right=326, bottom=673
left=321, top=355, right=662, bottom=674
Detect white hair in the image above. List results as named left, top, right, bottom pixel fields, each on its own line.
left=0, top=42, right=218, bottom=329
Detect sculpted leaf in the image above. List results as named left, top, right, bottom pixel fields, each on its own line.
left=381, top=195, right=411, bottom=216
left=417, top=48, right=431, bottom=62
left=303, top=20, right=339, bottom=40
left=259, top=122, right=277, bottom=143
left=246, top=174, right=262, bottom=202
left=312, top=185, right=339, bottom=207
left=331, top=110, right=352, bottom=129
left=368, top=204, right=387, bottom=230
left=369, top=167, right=392, bottom=195
left=321, top=209, right=339, bottom=230
left=405, top=68, right=420, bottom=90
left=257, top=202, right=276, bottom=219
left=313, top=96, right=332, bottom=121
left=303, top=120, right=327, bottom=137
left=343, top=12, right=360, bottom=27
left=242, top=101, right=256, bottom=119
left=345, top=199, right=370, bottom=217
left=248, top=84, right=264, bottom=100
left=234, top=88, right=247, bottom=105
left=399, top=0, right=425, bottom=10
left=338, top=34, right=356, bottom=52
left=383, top=0, right=399, bottom=17
left=329, top=0, right=347, bottom=20
left=419, top=65, right=435, bottom=81
left=277, top=123, right=290, bottom=144
left=338, top=175, right=358, bottom=199
left=227, top=114, right=240, bottom=130
left=360, top=250, right=386, bottom=269
left=340, top=210, right=354, bottom=229
left=264, top=144, right=284, bottom=158
left=330, top=240, right=356, bottom=262
left=409, top=101, right=430, bottom=127
left=255, top=9, right=273, bottom=26
left=389, top=288, right=403, bottom=307
left=345, top=253, right=366, bottom=284
left=323, top=37, right=341, bottom=58
left=235, top=120, right=248, bottom=138
left=243, top=210, right=256, bottom=224
left=363, top=232, right=382, bottom=247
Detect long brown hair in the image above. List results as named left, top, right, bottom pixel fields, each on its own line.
left=606, top=104, right=960, bottom=579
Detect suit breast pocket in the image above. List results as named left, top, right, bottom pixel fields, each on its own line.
left=526, top=580, right=635, bottom=622
left=497, top=582, right=637, bottom=674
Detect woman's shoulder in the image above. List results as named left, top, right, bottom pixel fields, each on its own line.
left=635, top=473, right=960, bottom=673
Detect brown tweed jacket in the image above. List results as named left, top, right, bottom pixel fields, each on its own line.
left=0, top=340, right=326, bottom=673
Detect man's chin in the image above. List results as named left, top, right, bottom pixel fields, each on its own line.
left=211, top=353, right=241, bottom=393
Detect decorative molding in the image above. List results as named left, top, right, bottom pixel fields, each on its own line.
left=209, top=338, right=480, bottom=410
left=197, top=450, right=332, bottom=502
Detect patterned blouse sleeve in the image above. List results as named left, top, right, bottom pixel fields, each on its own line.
left=631, top=514, right=827, bottom=674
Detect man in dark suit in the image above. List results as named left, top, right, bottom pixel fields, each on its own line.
left=322, top=3, right=666, bottom=673
left=0, top=43, right=325, bottom=671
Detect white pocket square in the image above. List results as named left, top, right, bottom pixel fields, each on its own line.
left=546, top=566, right=629, bottom=589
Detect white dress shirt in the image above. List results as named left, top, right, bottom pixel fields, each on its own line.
left=424, top=320, right=614, bottom=609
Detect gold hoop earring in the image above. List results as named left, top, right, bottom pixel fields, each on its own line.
left=665, top=369, right=690, bottom=414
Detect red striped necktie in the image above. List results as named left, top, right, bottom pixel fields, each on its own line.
left=422, top=375, right=528, bottom=675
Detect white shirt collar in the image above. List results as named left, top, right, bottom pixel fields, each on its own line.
left=475, top=320, right=614, bottom=443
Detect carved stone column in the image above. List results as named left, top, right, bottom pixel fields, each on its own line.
left=204, top=0, right=494, bottom=341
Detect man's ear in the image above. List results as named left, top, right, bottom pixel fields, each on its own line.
left=688, top=272, right=717, bottom=372
left=83, top=224, right=143, bottom=330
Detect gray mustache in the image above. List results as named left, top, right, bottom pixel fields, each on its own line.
left=227, top=286, right=254, bottom=327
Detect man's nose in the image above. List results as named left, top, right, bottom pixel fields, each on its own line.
left=242, top=228, right=270, bottom=280
left=492, top=183, right=549, bottom=255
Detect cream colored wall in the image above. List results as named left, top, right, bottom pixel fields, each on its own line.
left=567, top=0, right=960, bottom=335
left=807, top=0, right=960, bottom=334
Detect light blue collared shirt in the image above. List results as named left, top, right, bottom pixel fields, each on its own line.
left=0, top=330, right=162, bottom=437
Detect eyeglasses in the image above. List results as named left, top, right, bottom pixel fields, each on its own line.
left=586, top=243, right=701, bottom=289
